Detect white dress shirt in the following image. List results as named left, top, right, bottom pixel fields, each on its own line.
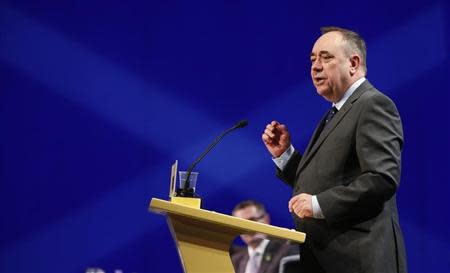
left=245, top=239, right=270, bottom=273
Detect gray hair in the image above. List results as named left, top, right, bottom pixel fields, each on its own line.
left=232, top=199, right=266, bottom=215
left=320, top=26, right=367, bottom=74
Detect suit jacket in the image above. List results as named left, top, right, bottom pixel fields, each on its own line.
left=231, top=240, right=299, bottom=273
left=277, top=80, right=407, bottom=273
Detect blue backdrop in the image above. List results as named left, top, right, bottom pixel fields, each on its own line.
left=1, top=1, right=449, bottom=273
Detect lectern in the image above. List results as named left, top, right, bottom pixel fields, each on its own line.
left=149, top=198, right=306, bottom=273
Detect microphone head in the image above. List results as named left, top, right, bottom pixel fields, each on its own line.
left=235, top=119, right=249, bottom=128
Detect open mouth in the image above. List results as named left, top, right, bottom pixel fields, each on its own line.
left=314, top=77, right=326, bottom=85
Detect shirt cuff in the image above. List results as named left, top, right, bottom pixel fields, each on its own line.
left=272, top=144, right=295, bottom=171
left=312, top=195, right=325, bottom=219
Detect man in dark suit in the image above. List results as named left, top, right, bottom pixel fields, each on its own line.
left=262, top=26, right=407, bottom=273
left=230, top=200, right=299, bottom=273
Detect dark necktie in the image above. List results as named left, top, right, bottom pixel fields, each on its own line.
left=324, top=106, right=338, bottom=126
left=309, top=106, right=338, bottom=149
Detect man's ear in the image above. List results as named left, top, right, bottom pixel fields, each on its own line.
left=349, top=54, right=361, bottom=75
left=263, top=213, right=270, bottom=224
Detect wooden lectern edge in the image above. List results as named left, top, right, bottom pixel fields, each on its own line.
left=149, top=197, right=306, bottom=244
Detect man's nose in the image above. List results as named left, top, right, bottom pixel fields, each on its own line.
left=311, top=60, right=322, bottom=71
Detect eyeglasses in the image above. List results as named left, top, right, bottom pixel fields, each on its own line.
left=245, top=214, right=266, bottom=222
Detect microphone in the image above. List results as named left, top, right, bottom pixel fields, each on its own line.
left=234, top=119, right=248, bottom=129
left=177, top=119, right=249, bottom=197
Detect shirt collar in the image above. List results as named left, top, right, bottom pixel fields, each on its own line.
left=333, top=77, right=366, bottom=110
left=248, top=239, right=269, bottom=257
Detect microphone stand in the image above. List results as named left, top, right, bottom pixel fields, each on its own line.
left=176, top=120, right=248, bottom=197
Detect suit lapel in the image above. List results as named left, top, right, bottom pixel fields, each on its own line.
left=296, top=81, right=371, bottom=176
left=258, top=241, right=275, bottom=273
left=301, top=111, right=329, bottom=160
left=239, top=253, right=249, bottom=273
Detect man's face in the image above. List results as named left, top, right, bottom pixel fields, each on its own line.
left=233, top=206, right=269, bottom=247
left=310, top=31, right=353, bottom=103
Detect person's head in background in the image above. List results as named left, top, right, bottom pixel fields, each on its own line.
left=232, top=200, right=271, bottom=249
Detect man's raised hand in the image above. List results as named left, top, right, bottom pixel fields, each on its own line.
left=261, top=120, right=291, bottom=158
